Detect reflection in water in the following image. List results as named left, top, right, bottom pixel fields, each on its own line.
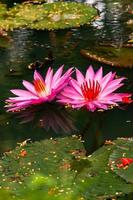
left=85, top=0, right=106, bottom=29
left=0, top=0, right=133, bottom=155
left=7, top=30, right=33, bottom=70
left=79, top=111, right=104, bottom=154
left=85, top=0, right=131, bottom=46
left=104, top=0, right=124, bottom=46
left=15, top=103, right=77, bottom=134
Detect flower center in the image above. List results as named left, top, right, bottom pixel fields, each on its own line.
left=34, top=79, right=46, bottom=97
left=81, top=80, right=101, bottom=101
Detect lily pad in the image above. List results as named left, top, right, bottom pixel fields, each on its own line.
left=0, top=3, right=7, bottom=19
left=80, top=47, right=133, bottom=68
left=0, top=137, right=133, bottom=199
left=109, top=138, right=133, bottom=183
left=0, top=136, right=85, bottom=195
left=0, top=2, right=98, bottom=30
left=74, top=138, right=133, bottom=200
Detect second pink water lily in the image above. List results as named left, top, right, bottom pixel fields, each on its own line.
left=57, top=66, right=131, bottom=111
left=5, top=66, right=73, bottom=112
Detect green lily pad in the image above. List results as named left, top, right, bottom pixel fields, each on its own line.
left=0, top=136, right=85, bottom=195
left=80, top=46, right=133, bottom=68
left=109, top=138, right=133, bottom=183
left=0, top=2, right=98, bottom=30
left=74, top=138, right=133, bottom=200
left=24, top=0, right=46, bottom=3
left=0, top=137, right=133, bottom=199
left=0, top=3, right=7, bottom=19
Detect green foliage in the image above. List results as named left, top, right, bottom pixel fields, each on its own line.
left=74, top=138, right=133, bottom=200
left=109, top=138, right=133, bottom=183
left=0, top=3, right=7, bottom=19
left=0, top=136, right=85, bottom=199
left=0, top=2, right=97, bottom=30
left=0, top=137, right=133, bottom=199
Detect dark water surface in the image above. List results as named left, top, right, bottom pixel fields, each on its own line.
left=0, top=0, right=133, bottom=154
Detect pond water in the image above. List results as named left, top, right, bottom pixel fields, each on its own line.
left=0, top=0, right=133, bottom=155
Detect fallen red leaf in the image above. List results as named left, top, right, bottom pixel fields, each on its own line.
left=117, top=158, right=133, bottom=168
left=20, top=149, right=27, bottom=157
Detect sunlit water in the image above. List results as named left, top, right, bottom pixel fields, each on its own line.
left=0, top=0, right=133, bottom=155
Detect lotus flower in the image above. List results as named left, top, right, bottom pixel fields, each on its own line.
left=57, top=66, right=131, bottom=111
left=5, top=66, right=73, bottom=112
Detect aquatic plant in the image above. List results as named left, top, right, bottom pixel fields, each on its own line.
left=80, top=47, right=133, bottom=68
left=109, top=138, right=133, bottom=184
left=0, top=2, right=98, bottom=30
left=0, top=3, right=7, bottom=20
left=5, top=66, right=73, bottom=112
left=57, top=66, right=131, bottom=111
left=0, top=137, right=133, bottom=199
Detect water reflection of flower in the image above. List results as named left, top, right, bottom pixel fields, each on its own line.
left=15, top=103, right=76, bottom=134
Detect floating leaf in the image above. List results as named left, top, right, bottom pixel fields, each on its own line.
left=0, top=2, right=98, bottom=30
left=74, top=138, right=133, bottom=200
left=0, top=136, right=85, bottom=195
left=109, top=138, right=133, bottom=183
left=0, top=3, right=7, bottom=19
left=81, top=46, right=133, bottom=68
left=0, top=137, right=133, bottom=199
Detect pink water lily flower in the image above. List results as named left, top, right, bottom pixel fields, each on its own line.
left=5, top=66, right=73, bottom=112
left=57, top=66, right=131, bottom=111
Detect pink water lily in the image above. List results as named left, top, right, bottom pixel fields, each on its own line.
left=5, top=66, right=73, bottom=112
left=57, top=66, right=131, bottom=111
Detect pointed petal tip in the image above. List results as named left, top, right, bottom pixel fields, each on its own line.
left=34, top=69, right=41, bottom=76
left=60, top=64, right=64, bottom=68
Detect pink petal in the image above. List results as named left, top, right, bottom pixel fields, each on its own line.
left=100, top=72, right=113, bottom=90
left=94, top=67, right=103, bottom=82
left=57, top=98, right=85, bottom=106
left=10, top=89, right=37, bottom=98
left=34, top=70, right=45, bottom=83
left=107, top=77, right=125, bottom=89
left=100, top=83, right=124, bottom=97
left=57, top=98, right=73, bottom=104
left=45, top=67, right=53, bottom=94
left=72, top=103, right=86, bottom=109
left=7, top=96, right=38, bottom=102
left=52, top=67, right=73, bottom=89
left=53, top=82, right=68, bottom=94
left=76, top=68, right=85, bottom=84
left=60, top=89, right=83, bottom=100
left=61, top=86, right=83, bottom=98
left=23, top=80, right=37, bottom=95
left=69, top=79, right=82, bottom=95
left=86, top=102, right=97, bottom=112
left=102, top=77, right=125, bottom=95
left=52, top=65, right=64, bottom=86
left=93, top=101, right=108, bottom=109
left=6, top=101, right=32, bottom=112
left=85, top=65, right=95, bottom=81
